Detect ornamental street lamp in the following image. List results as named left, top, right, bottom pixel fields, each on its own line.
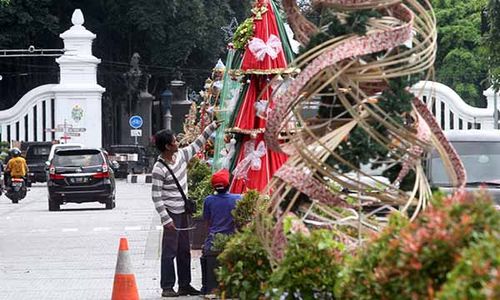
left=161, top=89, right=173, bottom=130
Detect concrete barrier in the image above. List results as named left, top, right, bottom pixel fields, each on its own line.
left=126, top=174, right=152, bottom=184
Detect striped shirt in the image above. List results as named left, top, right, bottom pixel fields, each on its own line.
left=151, top=123, right=217, bottom=225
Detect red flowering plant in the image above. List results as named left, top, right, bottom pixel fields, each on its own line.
left=336, top=189, right=499, bottom=299
left=436, top=232, right=499, bottom=300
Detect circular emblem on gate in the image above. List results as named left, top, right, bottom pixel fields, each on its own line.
left=72, top=105, right=84, bottom=123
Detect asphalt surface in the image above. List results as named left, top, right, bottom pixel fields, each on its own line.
left=0, top=180, right=205, bottom=300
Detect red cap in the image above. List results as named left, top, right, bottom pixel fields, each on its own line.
left=211, top=169, right=230, bottom=188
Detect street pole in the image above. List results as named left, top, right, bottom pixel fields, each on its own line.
left=165, top=109, right=172, bottom=130
left=495, top=90, right=499, bottom=129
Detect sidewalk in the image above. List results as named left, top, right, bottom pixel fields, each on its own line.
left=118, top=182, right=207, bottom=299
left=124, top=179, right=209, bottom=299
left=133, top=229, right=207, bottom=300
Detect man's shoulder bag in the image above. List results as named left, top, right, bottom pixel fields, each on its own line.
left=157, top=159, right=197, bottom=215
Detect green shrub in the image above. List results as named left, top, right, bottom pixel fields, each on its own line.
left=187, top=157, right=210, bottom=183
left=334, top=213, right=410, bottom=299
left=336, top=190, right=499, bottom=299
left=437, top=233, right=500, bottom=300
left=187, top=157, right=213, bottom=217
left=211, top=233, right=233, bottom=252
left=216, top=226, right=272, bottom=299
left=267, top=229, right=346, bottom=299
left=232, top=189, right=261, bottom=229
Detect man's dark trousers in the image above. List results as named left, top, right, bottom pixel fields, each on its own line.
left=161, top=212, right=191, bottom=289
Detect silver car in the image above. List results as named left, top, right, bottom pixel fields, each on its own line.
left=427, top=130, right=500, bottom=205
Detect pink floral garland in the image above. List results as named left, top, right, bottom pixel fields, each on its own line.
left=275, top=165, right=348, bottom=207
left=412, top=98, right=467, bottom=188
left=312, top=0, right=400, bottom=7
left=393, top=111, right=431, bottom=187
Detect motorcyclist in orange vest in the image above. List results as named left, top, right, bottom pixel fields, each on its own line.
left=6, top=148, right=28, bottom=179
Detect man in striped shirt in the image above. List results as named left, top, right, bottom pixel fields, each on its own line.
left=151, top=121, right=219, bottom=297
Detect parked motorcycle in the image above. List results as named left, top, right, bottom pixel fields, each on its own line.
left=6, top=177, right=27, bottom=203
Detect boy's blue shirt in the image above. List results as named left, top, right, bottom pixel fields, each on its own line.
left=202, top=192, right=241, bottom=251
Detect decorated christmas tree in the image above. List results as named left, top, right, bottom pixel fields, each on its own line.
left=213, top=0, right=296, bottom=193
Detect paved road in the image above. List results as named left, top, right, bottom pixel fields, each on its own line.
left=0, top=180, right=203, bottom=300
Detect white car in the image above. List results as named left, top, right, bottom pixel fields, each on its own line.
left=47, top=143, right=84, bottom=163
left=427, top=130, right=500, bottom=205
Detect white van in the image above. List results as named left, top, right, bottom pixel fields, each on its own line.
left=47, top=143, right=84, bottom=163
left=427, top=130, right=500, bottom=205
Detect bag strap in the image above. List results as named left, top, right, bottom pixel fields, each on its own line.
left=157, top=159, right=189, bottom=204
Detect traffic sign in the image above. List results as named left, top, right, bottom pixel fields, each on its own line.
left=67, top=132, right=81, bottom=137
left=129, top=116, right=143, bottom=129
left=67, top=128, right=86, bottom=133
left=45, top=128, right=64, bottom=132
left=57, top=123, right=73, bottom=129
left=130, top=129, right=142, bottom=137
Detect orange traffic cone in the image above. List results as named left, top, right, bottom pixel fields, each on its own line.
left=111, top=238, right=140, bottom=300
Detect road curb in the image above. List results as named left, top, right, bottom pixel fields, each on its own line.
left=126, top=174, right=152, bottom=184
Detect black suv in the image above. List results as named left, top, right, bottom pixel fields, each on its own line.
left=47, top=148, right=116, bottom=211
left=25, top=142, right=53, bottom=183
left=107, top=145, right=149, bottom=178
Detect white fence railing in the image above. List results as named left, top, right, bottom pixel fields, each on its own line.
left=0, top=70, right=497, bottom=146
left=0, top=85, right=57, bottom=143
left=411, top=81, right=497, bottom=130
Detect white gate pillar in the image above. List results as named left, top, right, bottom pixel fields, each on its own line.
left=484, top=87, right=500, bottom=129
left=52, top=9, right=105, bottom=148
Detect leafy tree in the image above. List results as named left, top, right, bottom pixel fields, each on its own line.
left=484, top=0, right=500, bottom=91
left=0, top=0, right=60, bottom=110
left=0, top=0, right=253, bottom=114
left=228, top=0, right=253, bottom=24
left=293, top=1, right=490, bottom=107
left=433, top=0, right=489, bottom=107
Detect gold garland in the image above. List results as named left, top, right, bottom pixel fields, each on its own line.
left=229, top=67, right=300, bottom=76
left=225, top=127, right=266, bottom=135
left=251, top=3, right=269, bottom=20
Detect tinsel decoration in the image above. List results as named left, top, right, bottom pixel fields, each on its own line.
left=178, top=102, right=201, bottom=146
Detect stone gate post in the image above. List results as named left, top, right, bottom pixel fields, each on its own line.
left=52, top=9, right=105, bottom=147
left=484, top=87, right=500, bottom=129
